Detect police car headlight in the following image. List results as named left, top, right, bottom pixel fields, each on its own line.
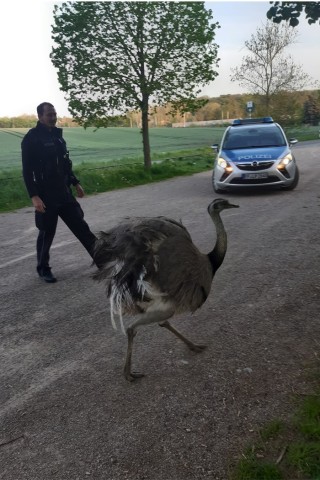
left=217, top=157, right=233, bottom=173
left=277, top=154, right=293, bottom=170
left=218, top=157, right=233, bottom=174
left=217, top=157, right=228, bottom=169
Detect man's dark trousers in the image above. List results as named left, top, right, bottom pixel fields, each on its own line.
left=36, top=199, right=97, bottom=270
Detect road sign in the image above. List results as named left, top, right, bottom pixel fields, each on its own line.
left=246, top=101, right=254, bottom=113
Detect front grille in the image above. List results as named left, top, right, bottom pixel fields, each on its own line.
left=236, top=161, right=274, bottom=171
left=230, top=176, right=280, bottom=185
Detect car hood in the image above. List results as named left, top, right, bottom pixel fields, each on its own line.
left=222, top=146, right=289, bottom=163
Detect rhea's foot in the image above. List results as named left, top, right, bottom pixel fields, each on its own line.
left=125, top=371, right=145, bottom=382
left=188, top=344, right=207, bottom=353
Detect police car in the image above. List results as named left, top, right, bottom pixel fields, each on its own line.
left=211, top=117, right=299, bottom=193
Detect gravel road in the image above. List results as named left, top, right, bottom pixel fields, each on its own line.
left=1, top=141, right=320, bottom=480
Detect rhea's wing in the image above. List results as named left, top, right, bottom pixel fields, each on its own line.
left=92, top=217, right=192, bottom=302
left=155, top=237, right=213, bottom=313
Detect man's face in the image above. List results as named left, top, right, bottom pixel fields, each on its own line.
left=38, top=105, right=57, bottom=129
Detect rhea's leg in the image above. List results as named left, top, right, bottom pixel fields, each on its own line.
left=159, top=320, right=207, bottom=352
left=124, top=326, right=145, bottom=382
left=124, top=308, right=174, bottom=382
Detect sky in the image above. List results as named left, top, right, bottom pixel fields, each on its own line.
left=0, top=0, right=319, bottom=117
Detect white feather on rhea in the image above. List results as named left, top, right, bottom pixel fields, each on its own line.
left=109, top=262, right=167, bottom=334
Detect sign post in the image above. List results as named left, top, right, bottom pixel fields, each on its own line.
left=246, top=101, right=254, bottom=118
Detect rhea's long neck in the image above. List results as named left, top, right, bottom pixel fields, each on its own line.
left=207, top=213, right=227, bottom=274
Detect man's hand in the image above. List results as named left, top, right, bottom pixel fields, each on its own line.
left=32, top=195, right=46, bottom=213
left=75, top=183, right=85, bottom=198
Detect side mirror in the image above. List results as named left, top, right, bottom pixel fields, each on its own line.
left=289, top=138, right=298, bottom=145
left=211, top=144, right=219, bottom=152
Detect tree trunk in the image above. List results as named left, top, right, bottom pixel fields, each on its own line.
left=141, top=96, right=152, bottom=170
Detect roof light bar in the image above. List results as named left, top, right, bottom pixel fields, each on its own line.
left=232, top=117, right=274, bottom=126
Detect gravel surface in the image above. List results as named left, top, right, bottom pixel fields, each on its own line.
left=1, top=141, right=320, bottom=480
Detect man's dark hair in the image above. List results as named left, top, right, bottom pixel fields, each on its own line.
left=37, top=102, right=55, bottom=116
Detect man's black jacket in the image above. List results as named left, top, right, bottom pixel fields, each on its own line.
left=22, top=122, right=80, bottom=205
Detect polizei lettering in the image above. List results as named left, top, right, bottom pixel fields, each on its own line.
left=237, top=154, right=272, bottom=160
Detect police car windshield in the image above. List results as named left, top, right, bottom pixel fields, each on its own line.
left=223, top=126, right=286, bottom=150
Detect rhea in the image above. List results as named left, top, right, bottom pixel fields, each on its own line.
left=93, top=198, right=238, bottom=381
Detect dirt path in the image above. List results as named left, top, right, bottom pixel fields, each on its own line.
left=1, top=141, right=320, bottom=479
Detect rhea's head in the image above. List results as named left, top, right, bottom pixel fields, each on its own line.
left=207, top=198, right=239, bottom=216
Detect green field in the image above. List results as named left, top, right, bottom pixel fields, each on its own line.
left=1, top=124, right=318, bottom=173
left=0, top=127, right=225, bottom=171
left=0, top=125, right=219, bottom=212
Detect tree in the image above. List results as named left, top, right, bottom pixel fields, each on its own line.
left=303, top=95, right=320, bottom=125
left=50, top=2, right=219, bottom=169
left=230, top=22, right=315, bottom=113
left=267, top=2, right=320, bottom=27
left=199, top=100, right=221, bottom=121
left=269, top=90, right=303, bottom=125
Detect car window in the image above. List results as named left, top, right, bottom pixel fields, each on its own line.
left=223, top=126, right=286, bottom=149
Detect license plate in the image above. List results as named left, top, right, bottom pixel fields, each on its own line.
left=242, top=173, right=268, bottom=179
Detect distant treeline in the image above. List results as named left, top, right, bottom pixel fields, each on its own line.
left=0, top=115, right=78, bottom=129
left=1, top=90, right=319, bottom=128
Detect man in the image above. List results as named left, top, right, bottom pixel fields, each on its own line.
left=22, top=102, right=97, bottom=283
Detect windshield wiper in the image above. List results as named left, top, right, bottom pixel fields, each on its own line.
left=224, top=146, right=247, bottom=150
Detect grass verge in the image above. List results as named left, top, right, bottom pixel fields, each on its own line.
left=0, top=148, right=213, bottom=213
left=230, top=365, right=320, bottom=480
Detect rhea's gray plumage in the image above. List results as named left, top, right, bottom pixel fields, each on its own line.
left=93, top=198, right=239, bottom=381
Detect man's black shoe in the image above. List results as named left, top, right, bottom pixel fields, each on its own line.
left=38, top=267, right=57, bottom=283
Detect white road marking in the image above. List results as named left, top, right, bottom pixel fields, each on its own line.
left=0, top=240, right=76, bottom=269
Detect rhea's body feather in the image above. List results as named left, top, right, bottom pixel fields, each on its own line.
left=93, top=217, right=213, bottom=328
